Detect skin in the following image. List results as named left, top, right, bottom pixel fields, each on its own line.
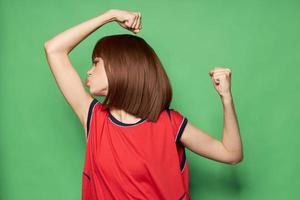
left=87, top=56, right=142, bottom=123
left=86, top=57, right=108, bottom=97
left=44, top=9, right=243, bottom=165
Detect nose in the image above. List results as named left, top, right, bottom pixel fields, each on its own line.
left=87, top=69, right=92, bottom=76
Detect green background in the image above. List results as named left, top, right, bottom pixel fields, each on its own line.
left=1, top=0, right=299, bottom=199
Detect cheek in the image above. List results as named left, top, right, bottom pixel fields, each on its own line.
left=100, top=68, right=108, bottom=83
left=95, top=69, right=108, bottom=86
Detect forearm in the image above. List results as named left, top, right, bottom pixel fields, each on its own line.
left=221, top=94, right=243, bottom=162
left=44, top=9, right=115, bottom=54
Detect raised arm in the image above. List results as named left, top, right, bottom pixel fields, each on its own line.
left=180, top=68, right=243, bottom=165
left=43, top=9, right=142, bottom=140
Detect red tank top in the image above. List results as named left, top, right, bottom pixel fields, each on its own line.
left=82, top=98, right=190, bottom=200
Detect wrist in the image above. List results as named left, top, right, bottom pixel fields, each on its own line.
left=103, top=9, right=117, bottom=23
left=221, top=93, right=233, bottom=104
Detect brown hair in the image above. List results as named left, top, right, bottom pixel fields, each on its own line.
left=92, top=34, right=173, bottom=122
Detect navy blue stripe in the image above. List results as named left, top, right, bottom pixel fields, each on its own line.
left=176, top=118, right=188, bottom=143
left=166, top=108, right=188, bottom=174
left=180, top=149, right=186, bottom=171
left=166, top=108, right=172, bottom=119
left=83, top=172, right=91, bottom=181
left=166, top=108, right=188, bottom=143
left=87, top=98, right=98, bottom=137
left=108, top=110, right=145, bottom=126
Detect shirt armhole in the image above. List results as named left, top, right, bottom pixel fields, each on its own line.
left=166, top=108, right=188, bottom=144
left=86, top=98, right=99, bottom=139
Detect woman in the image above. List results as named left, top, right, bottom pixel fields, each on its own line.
left=44, top=9, right=243, bottom=200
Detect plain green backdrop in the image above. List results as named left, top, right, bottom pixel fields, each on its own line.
left=1, top=0, right=299, bottom=199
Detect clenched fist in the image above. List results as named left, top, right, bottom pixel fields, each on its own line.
left=209, top=67, right=232, bottom=98
left=110, top=9, right=142, bottom=34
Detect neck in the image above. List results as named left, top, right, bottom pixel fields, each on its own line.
left=109, top=107, right=141, bottom=123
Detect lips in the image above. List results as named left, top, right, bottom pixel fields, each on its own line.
left=85, top=79, right=90, bottom=86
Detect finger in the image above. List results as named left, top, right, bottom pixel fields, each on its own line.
left=226, top=68, right=232, bottom=73
left=215, top=70, right=232, bottom=78
left=209, top=71, right=221, bottom=77
left=213, top=74, right=227, bottom=79
left=127, top=15, right=136, bottom=28
left=212, top=76, right=226, bottom=83
left=225, top=70, right=231, bottom=77
left=209, top=68, right=221, bottom=75
left=213, top=79, right=220, bottom=85
left=131, top=13, right=139, bottom=29
left=217, top=68, right=231, bottom=74
left=213, top=71, right=228, bottom=76
left=209, top=68, right=231, bottom=76
left=212, top=70, right=230, bottom=76
left=213, top=76, right=221, bottom=80
left=125, top=20, right=131, bottom=27
left=137, top=13, right=142, bottom=30
left=214, top=75, right=225, bottom=81
left=135, top=13, right=141, bottom=30
left=132, top=14, right=141, bottom=33
left=139, top=17, right=142, bottom=29
left=213, top=76, right=226, bottom=81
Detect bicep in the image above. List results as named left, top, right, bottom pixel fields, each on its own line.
left=180, top=121, right=236, bottom=164
left=45, top=51, right=93, bottom=125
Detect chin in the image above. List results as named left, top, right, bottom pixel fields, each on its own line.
left=100, top=90, right=108, bottom=97
left=92, top=89, right=108, bottom=97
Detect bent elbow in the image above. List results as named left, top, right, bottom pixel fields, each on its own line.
left=44, top=41, right=54, bottom=53
left=44, top=41, right=61, bottom=54
left=44, top=40, right=51, bottom=49
left=230, top=155, right=243, bottom=165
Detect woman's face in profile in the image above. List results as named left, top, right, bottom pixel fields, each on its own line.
left=86, top=57, right=109, bottom=96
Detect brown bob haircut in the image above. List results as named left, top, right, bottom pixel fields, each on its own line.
left=92, top=34, right=173, bottom=122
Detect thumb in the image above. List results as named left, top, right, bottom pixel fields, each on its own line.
left=125, top=20, right=131, bottom=27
